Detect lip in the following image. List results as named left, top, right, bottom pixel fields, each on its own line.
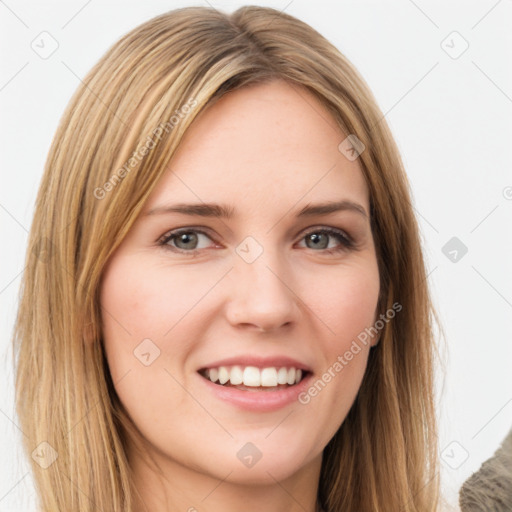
left=197, top=367, right=313, bottom=413
left=198, top=355, right=312, bottom=372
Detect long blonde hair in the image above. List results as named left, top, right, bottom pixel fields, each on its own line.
left=13, top=6, right=441, bottom=511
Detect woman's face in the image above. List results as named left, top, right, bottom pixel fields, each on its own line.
left=100, top=80, right=380, bottom=487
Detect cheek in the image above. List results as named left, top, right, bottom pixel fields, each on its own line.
left=99, top=256, right=176, bottom=401
left=99, top=254, right=221, bottom=351
left=98, top=252, right=231, bottom=420
left=310, top=259, right=380, bottom=346
left=98, top=254, right=207, bottom=431
left=300, top=260, right=379, bottom=414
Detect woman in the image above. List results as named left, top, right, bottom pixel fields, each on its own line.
left=13, top=6, right=441, bottom=511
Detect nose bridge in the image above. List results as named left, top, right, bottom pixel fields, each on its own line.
left=226, top=235, right=299, bottom=330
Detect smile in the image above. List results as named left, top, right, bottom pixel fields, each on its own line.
left=199, top=365, right=306, bottom=390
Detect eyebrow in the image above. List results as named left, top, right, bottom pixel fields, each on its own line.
left=144, top=200, right=368, bottom=219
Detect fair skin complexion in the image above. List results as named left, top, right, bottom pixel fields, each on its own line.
left=100, top=79, right=380, bottom=512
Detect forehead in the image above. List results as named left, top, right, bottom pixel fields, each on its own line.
left=145, top=80, right=369, bottom=216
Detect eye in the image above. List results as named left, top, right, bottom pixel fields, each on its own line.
left=158, top=226, right=355, bottom=255
left=158, top=228, right=216, bottom=253
left=298, top=227, right=354, bottom=254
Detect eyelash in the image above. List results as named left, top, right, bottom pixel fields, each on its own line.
left=157, top=227, right=355, bottom=256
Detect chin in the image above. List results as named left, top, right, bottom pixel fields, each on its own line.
left=209, top=457, right=311, bottom=486
left=198, top=437, right=319, bottom=485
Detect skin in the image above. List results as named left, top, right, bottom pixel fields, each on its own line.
left=100, top=79, right=380, bottom=512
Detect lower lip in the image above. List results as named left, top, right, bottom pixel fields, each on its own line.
left=198, top=372, right=313, bottom=412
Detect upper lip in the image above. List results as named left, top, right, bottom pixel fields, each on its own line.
left=198, top=355, right=312, bottom=372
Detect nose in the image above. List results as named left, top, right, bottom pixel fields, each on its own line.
left=224, top=248, right=300, bottom=333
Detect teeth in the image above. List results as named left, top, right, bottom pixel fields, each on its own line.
left=218, top=367, right=229, bottom=385
left=261, top=368, right=278, bottom=387
left=230, top=365, right=243, bottom=385
left=205, top=365, right=305, bottom=387
left=243, top=366, right=260, bottom=386
left=277, top=367, right=288, bottom=385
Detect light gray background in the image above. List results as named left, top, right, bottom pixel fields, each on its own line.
left=1, top=1, right=511, bottom=510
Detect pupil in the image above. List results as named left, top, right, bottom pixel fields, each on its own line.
left=308, top=233, right=327, bottom=249
left=178, top=232, right=197, bottom=249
